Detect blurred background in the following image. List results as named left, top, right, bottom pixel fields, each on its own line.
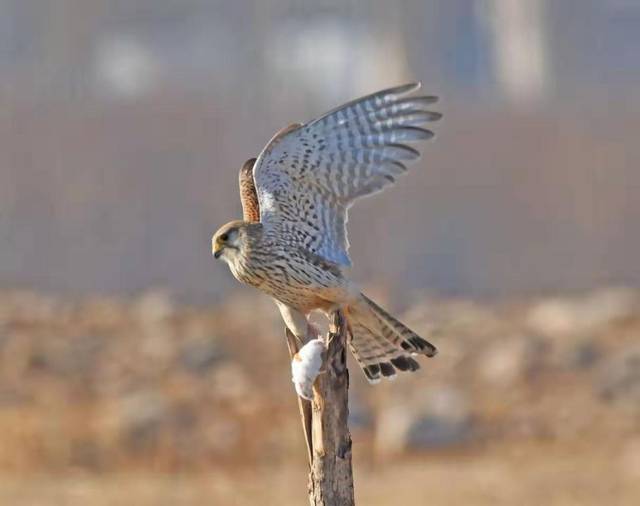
left=0, top=1, right=639, bottom=504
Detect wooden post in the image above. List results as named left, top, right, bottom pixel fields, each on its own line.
left=286, top=310, right=355, bottom=506
left=285, top=329, right=314, bottom=466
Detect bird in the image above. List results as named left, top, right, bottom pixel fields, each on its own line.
left=212, top=83, right=441, bottom=383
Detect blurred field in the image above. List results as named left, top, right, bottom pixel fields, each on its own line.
left=1, top=444, right=639, bottom=506
left=0, top=287, right=638, bottom=504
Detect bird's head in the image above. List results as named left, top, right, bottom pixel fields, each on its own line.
left=212, top=220, right=247, bottom=262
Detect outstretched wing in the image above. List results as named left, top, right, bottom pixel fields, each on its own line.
left=253, top=83, right=441, bottom=266
left=238, top=158, right=260, bottom=222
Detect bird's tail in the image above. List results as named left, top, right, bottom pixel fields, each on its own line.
left=345, top=294, right=437, bottom=383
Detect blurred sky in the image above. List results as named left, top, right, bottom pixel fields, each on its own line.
left=1, top=0, right=639, bottom=301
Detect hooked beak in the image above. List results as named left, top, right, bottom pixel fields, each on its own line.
left=212, top=239, right=223, bottom=259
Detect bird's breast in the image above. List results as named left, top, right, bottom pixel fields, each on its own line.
left=227, top=243, right=348, bottom=312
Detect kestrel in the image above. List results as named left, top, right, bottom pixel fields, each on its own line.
left=213, top=83, right=441, bottom=382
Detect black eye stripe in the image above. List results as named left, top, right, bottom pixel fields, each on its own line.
left=220, top=233, right=229, bottom=241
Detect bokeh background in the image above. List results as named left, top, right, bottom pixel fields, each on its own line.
left=1, top=1, right=639, bottom=505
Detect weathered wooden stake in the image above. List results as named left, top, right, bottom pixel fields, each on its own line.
left=285, top=310, right=355, bottom=506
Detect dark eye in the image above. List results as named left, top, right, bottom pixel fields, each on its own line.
left=220, top=233, right=229, bottom=242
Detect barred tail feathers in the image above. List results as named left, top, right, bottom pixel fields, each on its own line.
left=346, top=294, right=437, bottom=383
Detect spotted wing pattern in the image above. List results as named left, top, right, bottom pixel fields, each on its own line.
left=253, top=83, right=441, bottom=267
left=238, top=158, right=260, bottom=222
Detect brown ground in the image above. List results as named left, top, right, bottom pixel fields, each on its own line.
left=1, top=443, right=638, bottom=506
left=0, top=287, right=638, bottom=505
